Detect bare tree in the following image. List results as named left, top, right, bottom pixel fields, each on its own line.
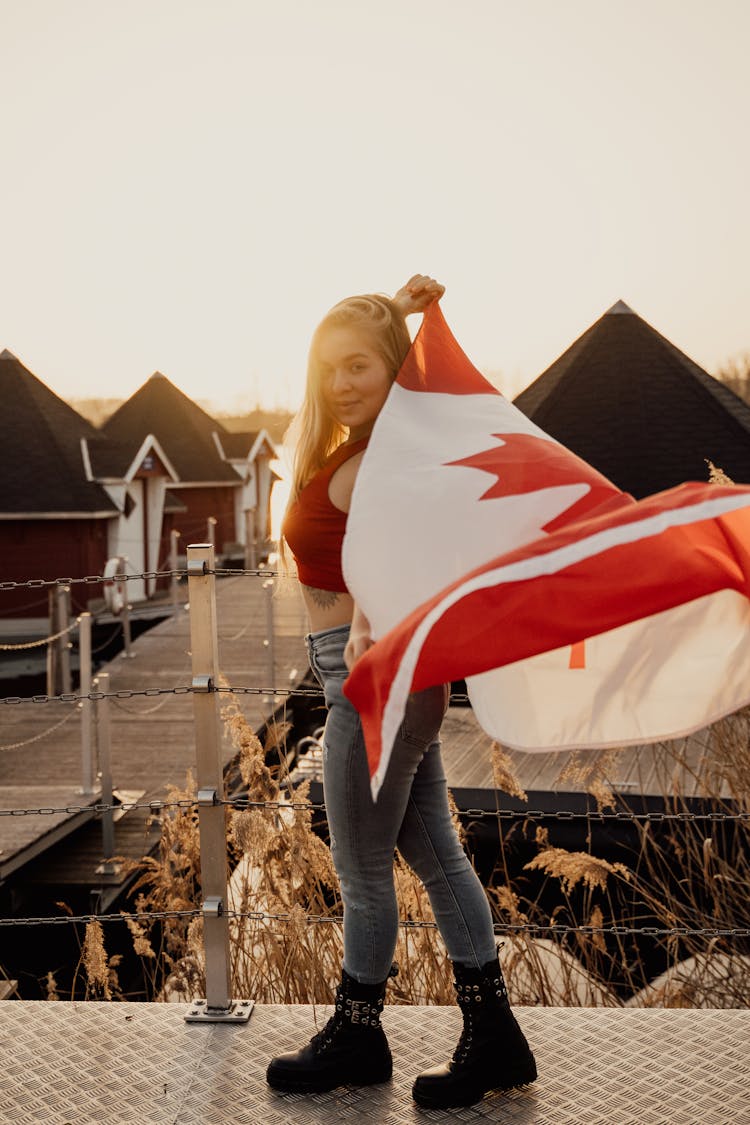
left=716, top=352, right=750, bottom=405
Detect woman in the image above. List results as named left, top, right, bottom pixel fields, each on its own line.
left=266, top=276, right=536, bottom=1109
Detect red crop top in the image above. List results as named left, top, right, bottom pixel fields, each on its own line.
left=282, top=437, right=369, bottom=592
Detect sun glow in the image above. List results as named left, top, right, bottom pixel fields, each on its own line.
left=269, top=457, right=292, bottom=542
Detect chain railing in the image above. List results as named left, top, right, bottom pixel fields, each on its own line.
left=0, top=619, right=79, bottom=651
left=1, top=907, right=747, bottom=940
left=1, top=686, right=197, bottom=706
left=0, top=567, right=274, bottom=592
left=1, top=791, right=748, bottom=823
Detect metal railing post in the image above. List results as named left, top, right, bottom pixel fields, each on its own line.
left=78, top=612, right=95, bottom=795
left=184, top=542, right=253, bottom=1024
left=57, top=585, right=72, bottom=694
left=46, top=588, right=57, bottom=695
left=117, top=557, right=133, bottom=658
left=170, top=529, right=181, bottom=607
left=94, top=670, right=119, bottom=874
left=263, top=577, right=276, bottom=701
left=244, top=509, right=257, bottom=572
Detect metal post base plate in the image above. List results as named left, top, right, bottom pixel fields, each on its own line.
left=184, top=998, right=255, bottom=1023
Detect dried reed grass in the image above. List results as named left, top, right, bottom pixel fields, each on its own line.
left=107, top=689, right=455, bottom=1006
left=58, top=585, right=748, bottom=1008
left=485, top=703, right=750, bottom=1008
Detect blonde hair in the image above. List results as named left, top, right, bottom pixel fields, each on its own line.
left=285, top=294, right=411, bottom=503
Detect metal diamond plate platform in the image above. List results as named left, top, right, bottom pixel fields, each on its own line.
left=1, top=1002, right=748, bottom=1124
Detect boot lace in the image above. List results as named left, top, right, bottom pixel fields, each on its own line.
left=310, top=1011, right=342, bottom=1053
left=452, top=973, right=509, bottom=1064
left=309, top=993, right=383, bottom=1053
left=453, top=982, right=480, bottom=1064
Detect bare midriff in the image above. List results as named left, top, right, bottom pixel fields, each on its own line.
left=300, top=584, right=355, bottom=634
left=293, top=448, right=367, bottom=633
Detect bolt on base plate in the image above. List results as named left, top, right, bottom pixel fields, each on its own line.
left=184, top=998, right=255, bottom=1023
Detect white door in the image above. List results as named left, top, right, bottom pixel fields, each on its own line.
left=117, top=480, right=146, bottom=602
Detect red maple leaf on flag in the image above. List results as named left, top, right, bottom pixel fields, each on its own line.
left=446, top=432, right=631, bottom=533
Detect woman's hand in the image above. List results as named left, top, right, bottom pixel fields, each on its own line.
left=392, top=274, right=445, bottom=316
left=344, top=604, right=374, bottom=669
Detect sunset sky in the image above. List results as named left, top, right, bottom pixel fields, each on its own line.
left=1, top=0, right=748, bottom=413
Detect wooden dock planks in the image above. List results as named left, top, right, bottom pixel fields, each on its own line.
left=440, top=705, right=734, bottom=801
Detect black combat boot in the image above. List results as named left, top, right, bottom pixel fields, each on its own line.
left=266, top=968, right=392, bottom=1093
left=412, top=954, right=537, bottom=1108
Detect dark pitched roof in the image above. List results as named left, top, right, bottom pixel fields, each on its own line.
left=513, top=302, right=750, bottom=498
left=0, top=350, right=118, bottom=514
left=101, top=372, right=241, bottom=483
left=213, top=430, right=277, bottom=461
left=84, top=437, right=136, bottom=479
left=83, top=435, right=178, bottom=483
left=215, top=431, right=259, bottom=459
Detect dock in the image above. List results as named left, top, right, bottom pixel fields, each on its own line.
left=0, top=573, right=309, bottom=893
left=2, top=1000, right=748, bottom=1123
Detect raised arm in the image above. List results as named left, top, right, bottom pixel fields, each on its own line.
left=392, top=274, right=445, bottom=317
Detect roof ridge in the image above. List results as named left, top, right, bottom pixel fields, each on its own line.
left=605, top=300, right=635, bottom=315
left=100, top=371, right=239, bottom=482
left=513, top=302, right=750, bottom=498
left=104, top=371, right=229, bottom=434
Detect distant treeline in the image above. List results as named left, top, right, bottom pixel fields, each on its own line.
left=716, top=353, right=750, bottom=406
left=71, top=355, right=750, bottom=437
left=70, top=398, right=295, bottom=443
left=218, top=408, right=294, bottom=444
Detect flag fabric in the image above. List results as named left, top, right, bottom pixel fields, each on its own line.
left=341, top=304, right=750, bottom=799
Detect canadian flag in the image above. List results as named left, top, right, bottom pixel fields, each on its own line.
left=342, top=304, right=750, bottom=799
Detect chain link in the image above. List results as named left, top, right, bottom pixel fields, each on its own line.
left=0, top=618, right=79, bottom=651
left=0, top=679, right=472, bottom=710
left=0, top=797, right=196, bottom=817
left=2, top=790, right=748, bottom=823
left=0, top=909, right=200, bottom=927
left=0, top=566, right=288, bottom=593
left=454, top=806, right=750, bottom=823
left=0, top=683, right=466, bottom=706
left=0, top=569, right=185, bottom=592
left=228, top=911, right=750, bottom=939
left=221, top=680, right=477, bottom=702
left=224, top=796, right=750, bottom=824
left=214, top=684, right=323, bottom=698
left=1, top=686, right=195, bottom=706
left=1, top=905, right=747, bottom=939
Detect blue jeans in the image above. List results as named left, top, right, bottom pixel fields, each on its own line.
left=306, top=623, right=497, bottom=985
